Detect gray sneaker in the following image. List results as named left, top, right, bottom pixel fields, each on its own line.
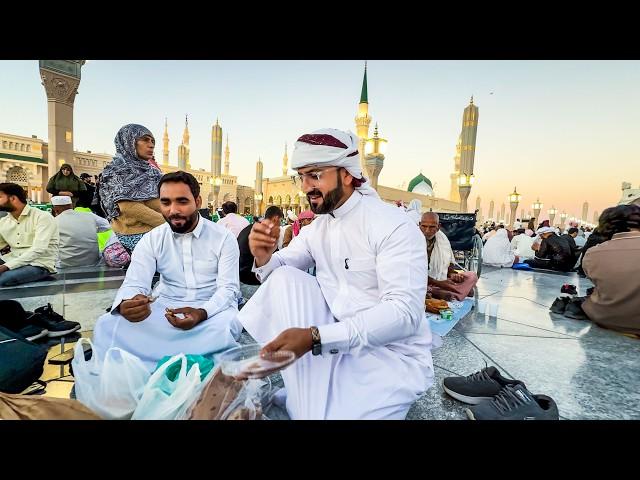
left=443, top=366, right=523, bottom=405
left=466, top=383, right=559, bottom=420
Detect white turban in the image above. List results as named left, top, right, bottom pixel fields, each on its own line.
left=51, top=195, right=72, bottom=206
left=290, top=128, right=379, bottom=198
left=536, top=226, right=556, bottom=235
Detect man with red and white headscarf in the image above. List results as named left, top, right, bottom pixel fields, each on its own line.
left=238, top=128, right=433, bottom=419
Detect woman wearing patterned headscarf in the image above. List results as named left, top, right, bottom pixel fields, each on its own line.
left=99, top=124, right=165, bottom=254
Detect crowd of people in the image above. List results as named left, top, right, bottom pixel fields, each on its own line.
left=1, top=123, right=638, bottom=420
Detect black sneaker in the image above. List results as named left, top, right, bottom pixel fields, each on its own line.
left=466, top=383, right=559, bottom=420
left=549, top=297, right=569, bottom=314
left=564, top=300, right=589, bottom=320
left=0, top=300, right=49, bottom=341
left=26, top=312, right=80, bottom=338
left=34, top=303, right=66, bottom=323
left=560, top=284, right=577, bottom=295
left=443, top=366, right=523, bottom=405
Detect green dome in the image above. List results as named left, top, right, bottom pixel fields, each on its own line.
left=408, top=173, right=433, bottom=192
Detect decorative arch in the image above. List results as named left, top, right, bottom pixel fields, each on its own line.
left=6, top=166, right=29, bottom=185
left=284, top=194, right=291, bottom=205
left=223, top=193, right=231, bottom=202
left=268, top=196, right=274, bottom=205
left=274, top=195, right=282, bottom=205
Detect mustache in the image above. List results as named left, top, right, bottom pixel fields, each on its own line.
left=168, top=215, right=188, bottom=221
left=307, top=190, right=323, bottom=198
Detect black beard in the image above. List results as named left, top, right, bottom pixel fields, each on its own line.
left=165, top=211, right=199, bottom=233
left=0, top=203, right=14, bottom=213
left=308, top=176, right=344, bottom=214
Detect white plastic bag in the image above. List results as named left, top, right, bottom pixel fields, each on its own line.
left=131, top=354, right=210, bottom=420
left=72, top=338, right=151, bottom=420
left=220, top=378, right=267, bottom=420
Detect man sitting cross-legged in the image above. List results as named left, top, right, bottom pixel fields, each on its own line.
left=419, top=212, right=478, bottom=301
left=238, top=128, right=434, bottom=420
left=92, top=171, right=242, bottom=370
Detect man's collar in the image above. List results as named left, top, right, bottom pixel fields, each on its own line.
left=329, top=190, right=361, bottom=219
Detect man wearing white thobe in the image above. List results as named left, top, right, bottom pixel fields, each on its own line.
left=217, top=201, right=250, bottom=238
left=51, top=196, right=111, bottom=269
left=92, top=171, right=241, bottom=371
left=239, top=128, right=434, bottom=420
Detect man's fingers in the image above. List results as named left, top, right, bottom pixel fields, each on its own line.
left=125, top=304, right=151, bottom=316
left=123, top=297, right=149, bottom=308
left=165, top=312, right=180, bottom=327
left=169, top=307, right=190, bottom=314
left=262, top=338, right=284, bottom=354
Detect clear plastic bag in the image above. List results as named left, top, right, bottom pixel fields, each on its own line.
left=182, top=367, right=272, bottom=420
left=72, top=338, right=150, bottom=420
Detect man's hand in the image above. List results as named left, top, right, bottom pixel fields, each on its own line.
left=532, top=242, right=540, bottom=251
left=261, top=328, right=313, bottom=359
left=249, top=219, right=280, bottom=267
left=449, top=272, right=465, bottom=283
left=119, top=294, right=152, bottom=322
left=165, top=307, right=207, bottom=330
left=0, top=264, right=9, bottom=274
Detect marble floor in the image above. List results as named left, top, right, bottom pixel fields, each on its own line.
left=7, top=265, right=639, bottom=420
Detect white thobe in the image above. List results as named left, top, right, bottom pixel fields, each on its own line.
left=217, top=213, right=250, bottom=238
left=238, top=191, right=434, bottom=419
left=93, top=216, right=242, bottom=371
left=510, top=233, right=535, bottom=260
left=55, top=210, right=110, bottom=269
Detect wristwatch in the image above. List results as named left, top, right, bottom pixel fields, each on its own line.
left=310, top=326, right=322, bottom=356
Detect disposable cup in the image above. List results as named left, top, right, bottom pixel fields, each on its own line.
left=488, top=302, right=499, bottom=317
left=477, top=300, right=487, bottom=314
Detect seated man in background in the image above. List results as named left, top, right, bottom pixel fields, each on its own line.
left=217, top=201, right=249, bottom=238
left=420, top=212, right=478, bottom=301
left=0, top=182, right=58, bottom=287
left=581, top=204, right=640, bottom=336
left=237, top=205, right=283, bottom=285
left=92, top=171, right=242, bottom=370
left=524, top=226, right=574, bottom=272
left=510, top=227, right=536, bottom=260
left=561, top=227, right=581, bottom=263
left=52, top=196, right=111, bottom=269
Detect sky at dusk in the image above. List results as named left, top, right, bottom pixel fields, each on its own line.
left=1, top=60, right=638, bottom=221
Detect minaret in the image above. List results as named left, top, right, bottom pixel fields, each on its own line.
left=500, top=203, right=506, bottom=222
left=460, top=96, right=479, bottom=177
left=255, top=157, right=264, bottom=216
left=162, top=117, right=169, bottom=166
left=177, top=115, right=190, bottom=170
left=449, top=135, right=462, bottom=202
left=582, top=202, right=589, bottom=223
left=364, top=123, right=386, bottom=190
left=211, top=118, right=223, bottom=179
left=354, top=62, right=372, bottom=176
left=593, top=211, right=599, bottom=224
left=224, top=134, right=230, bottom=175
left=488, top=200, right=495, bottom=220
left=282, top=142, right=289, bottom=176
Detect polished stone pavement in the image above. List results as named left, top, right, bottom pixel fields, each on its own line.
left=7, top=264, right=639, bottom=420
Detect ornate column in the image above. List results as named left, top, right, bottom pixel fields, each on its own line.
left=39, top=60, right=84, bottom=198
left=508, top=187, right=521, bottom=229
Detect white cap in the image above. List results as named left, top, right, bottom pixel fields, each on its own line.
left=51, top=195, right=72, bottom=206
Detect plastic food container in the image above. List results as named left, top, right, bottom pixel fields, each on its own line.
left=219, top=344, right=296, bottom=379
left=440, top=309, right=454, bottom=321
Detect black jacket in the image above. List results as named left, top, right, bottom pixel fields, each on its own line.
left=237, top=223, right=260, bottom=285
left=560, top=233, right=579, bottom=260
left=536, top=234, right=574, bottom=268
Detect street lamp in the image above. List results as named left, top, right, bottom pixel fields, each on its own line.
left=254, top=192, right=263, bottom=216
left=213, top=176, right=222, bottom=209
left=508, top=187, right=521, bottom=229
left=457, top=173, right=475, bottom=212
left=548, top=206, right=557, bottom=226
left=560, top=211, right=568, bottom=230
left=532, top=198, right=543, bottom=222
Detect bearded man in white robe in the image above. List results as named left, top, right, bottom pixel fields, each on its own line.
left=238, top=128, right=434, bottom=420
